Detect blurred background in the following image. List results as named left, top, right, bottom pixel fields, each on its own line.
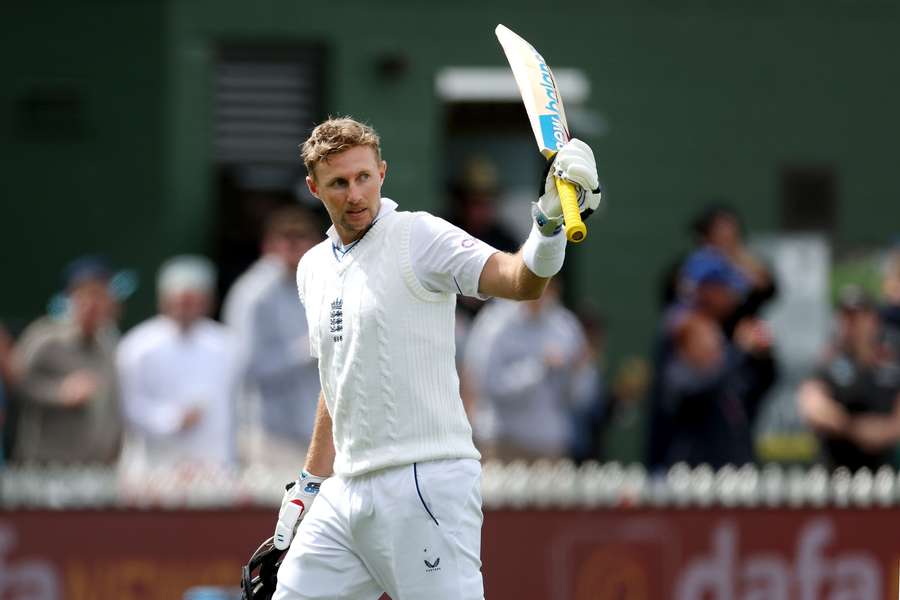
left=4, top=0, right=900, bottom=598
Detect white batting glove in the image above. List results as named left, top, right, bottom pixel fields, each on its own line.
left=534, top=138, right=603, bottom=236
left=273, top=471, right=326, bottom=550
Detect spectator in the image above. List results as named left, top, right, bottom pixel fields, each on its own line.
left=656, top=312, right=775, bottom=468
left=676, top=247, right=751, bottom=326
left=798, top=286, right=900, bottom=471
left=647, top=248, right=753, bottom=470
left=691, top=204, right=776, bottom=336
left=659, top=204, right=776, bottom=333
left=464, top=281, right=598, bottom=461
left=12, top=256, right=122, bottom=465
left=222, top=206, right=322, bottom=467
left=117, top=256, right=242, bottom=472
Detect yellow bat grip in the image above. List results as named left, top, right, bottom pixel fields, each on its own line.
left=555, top=176, right=587, bottom=243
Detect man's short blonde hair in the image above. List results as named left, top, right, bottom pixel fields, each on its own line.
left=300, top=117, right=382, bottom=177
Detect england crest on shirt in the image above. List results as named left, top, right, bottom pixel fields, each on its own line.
left=330, top=298, right=343, bottom=342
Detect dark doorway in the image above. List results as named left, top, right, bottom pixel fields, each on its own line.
left=211, top=43, right=328, bottom=309
left=780, top=165, right=837, bottom=234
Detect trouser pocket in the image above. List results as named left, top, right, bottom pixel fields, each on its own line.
left=411, top=458, right=482, bottom=532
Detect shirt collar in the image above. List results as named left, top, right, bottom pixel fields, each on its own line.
left=326, top=198, right=398, bottom=248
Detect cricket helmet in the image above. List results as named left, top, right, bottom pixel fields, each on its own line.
left=240, top=536, right=286, bottom=600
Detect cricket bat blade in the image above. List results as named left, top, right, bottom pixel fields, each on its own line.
left=495, top=23, right=586, bottom=243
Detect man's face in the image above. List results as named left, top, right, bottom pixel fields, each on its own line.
left=266, top=231, right=319, bottom=271
left=162, top=290, right=211, bottom=329
left=461, top=192, right=496, bottom=232
left=697, top=281, right=740, bottom=321
left=708, top=214, right=741, bottom=250
left=306, top=146, right=386, bottom=244
left=69, top=279, right=115, bottom=335
left=846, top=308, right=880, bottom=347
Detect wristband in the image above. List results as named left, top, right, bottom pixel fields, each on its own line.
left=300, top=470, right=327, bottom=485
left=522, top=222, right=566, bottom=278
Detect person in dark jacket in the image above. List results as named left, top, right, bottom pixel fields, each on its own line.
left=799, top=287, right=900, bottom=470
left=658, top=312, right=775, bottom=468
left=648, top=249, right=777, bottom=470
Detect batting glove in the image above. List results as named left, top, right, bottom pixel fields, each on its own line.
left=534, top=138, right=603, bottom=236
left=273, top=471, right=326, bottom=550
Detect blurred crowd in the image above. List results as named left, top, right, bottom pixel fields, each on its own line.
left=0, top=206, right=322, bottom=476
left=3, top=175, right=900, bottom=478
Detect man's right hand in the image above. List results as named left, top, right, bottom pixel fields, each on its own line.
left=59, top=370, right=99, bottom=407
left=273, top=471, right=327, bottom=550
left=734, top=318, right=773, bottom=355
left=798, top=380, right=849, bottom=436
left=180, top=405, right=205, bottom=431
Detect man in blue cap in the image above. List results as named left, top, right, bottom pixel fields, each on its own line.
left=647, top=247, right=776, bottom=470
left=11, top=255, right=123, bottom=464
left=677, top=247, right=750, bottom=324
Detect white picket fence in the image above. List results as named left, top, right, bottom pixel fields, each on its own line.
left=1, top=461, right=897, bottom=510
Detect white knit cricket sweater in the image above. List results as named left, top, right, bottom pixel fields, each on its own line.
left=296, top=208, right=480, bottom=477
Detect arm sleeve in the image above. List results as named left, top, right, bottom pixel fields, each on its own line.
left=296, top=257, right=319, bottom=359
left=18, top=373, right=64, bottom=407
left=734, top=350, right=777, bottom=423
left=222, top=280, right=256, bottom=378
left=14, top=332, right=69, bottom=407
left=296, top=258, right=307, bottom=306
left=409, top=213, right=500, bottom=299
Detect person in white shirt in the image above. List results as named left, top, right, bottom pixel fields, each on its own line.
left=464, top=281, right=599, bottom=461
left=223, top=207, right=323, bottom=468
left=117, top=256, right=242, bottom=473
left=270, top=117, right=601, bottom=600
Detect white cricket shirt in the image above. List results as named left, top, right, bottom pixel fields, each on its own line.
left=297, top=198, right=498, bottom=476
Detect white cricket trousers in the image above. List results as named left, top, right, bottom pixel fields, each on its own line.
left=273, top=458, right=484, bottom=600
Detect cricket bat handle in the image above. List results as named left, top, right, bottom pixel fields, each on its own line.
left=555, top=177, right=587, bottom=243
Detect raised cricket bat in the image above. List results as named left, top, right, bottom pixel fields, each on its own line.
left=495, top=24, right=587, bottom=243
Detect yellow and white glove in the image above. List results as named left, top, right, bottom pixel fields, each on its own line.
left=533, top=138, right=603, bottom=237
left=273, top=471, right=326, bottom=550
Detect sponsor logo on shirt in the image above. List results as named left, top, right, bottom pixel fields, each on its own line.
left=423, top=548, right=441, bottom=573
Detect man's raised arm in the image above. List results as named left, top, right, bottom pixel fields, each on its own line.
left=479, top=139, right=601, bottom=301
